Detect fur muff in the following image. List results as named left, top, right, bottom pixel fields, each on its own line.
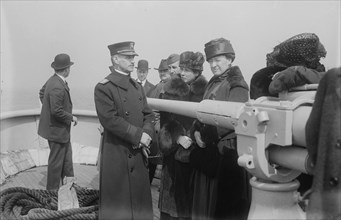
left=163, top=77, right=190, bottom=100
left=250, top=66, right=286, bottom=99
left=159, top=120, right=186, bottom=155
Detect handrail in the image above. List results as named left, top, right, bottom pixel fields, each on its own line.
left=0, top=109, right=97, bottom=120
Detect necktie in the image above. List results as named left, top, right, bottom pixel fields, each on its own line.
left=65, top=81, right=70, bottom=90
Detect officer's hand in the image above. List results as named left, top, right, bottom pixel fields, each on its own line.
left=177, top=135, right=192, bottom=149
left=142, top=146, right=150, bottom=158
left=194, top=131, right=206, bottom=148
left=140, top=132, right=152, bottom=148
left=72, top=116, right=78, bottom=126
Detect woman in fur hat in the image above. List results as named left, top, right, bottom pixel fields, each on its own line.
left=158, top=51, right=208, bottom=220
left=189, top=38, right=251, bottom=220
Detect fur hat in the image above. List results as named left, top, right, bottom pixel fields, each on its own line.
left=204, top=38, right=235, bottom=61
left=179, top=51, right=205, bottom=72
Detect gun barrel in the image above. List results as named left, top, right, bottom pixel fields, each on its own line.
left=147, top=98, right=244, bottom=130
left=268, top=146, right=312, bottom=174
left=147, top=98, right=199, bottom=118
left=147, top=97, right=313, bottom=180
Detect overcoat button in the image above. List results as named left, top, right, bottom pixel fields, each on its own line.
left=123, top=98, right=127, bottom=102
left=139, top=97, right=142, bottom=101
left=125, top=111, right=130, bottom=116
left=130, top=168, right=134, bottom=172
left=336, top=139, right=341, bottom=149
left=329, top=177, right=339, bottom=186
left=128, top=154, right=132, bottom=158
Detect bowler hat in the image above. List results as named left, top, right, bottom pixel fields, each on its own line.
left=204, top=38, right=235, bottom=61
left=166, top=54, right=180, bottom=65
left=136, top=59, right=150, bottom=71
left=154, top=59, right=168, bottom=71
left=51, top=53, right=74, bottom=70
left=179, top=51, right=204, bottom=71
left=108, top=41, right=138, bottom=56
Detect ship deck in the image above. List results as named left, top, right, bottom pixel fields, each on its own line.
left=0, top=164, right=161, bottom=220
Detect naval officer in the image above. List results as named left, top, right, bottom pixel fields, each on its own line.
left=94, top=41, right=155, bottom=220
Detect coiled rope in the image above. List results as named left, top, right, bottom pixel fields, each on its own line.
left=0, top=185, right=99, bottom=220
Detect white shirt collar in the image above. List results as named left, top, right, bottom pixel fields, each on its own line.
left=115, top=68, right=130, bottom=76
left=56, top=73, right=66, bottom=83
left=137, top=79, right=146, bottom=86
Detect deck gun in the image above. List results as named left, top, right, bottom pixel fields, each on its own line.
left=147, top=84, right=317, bottom=220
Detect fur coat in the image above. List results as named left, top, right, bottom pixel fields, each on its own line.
left=158, top=75, right=207, bottom=218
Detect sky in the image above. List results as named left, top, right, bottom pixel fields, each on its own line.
left=1, top=1, right=340, bottom=112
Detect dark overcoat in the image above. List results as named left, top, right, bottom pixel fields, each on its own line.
left=148, top=81, right=166, bottom=99
left=158, top=75, right=207, bottom=218
left=189, top=66, right=251, bottom=220
left=306, top=67, right=341, bottom=220
left=38, top=74, right=73, bottom=143
left=144, top=80, right=155, bottom=97
left=94, top=69, right=155, bottom=220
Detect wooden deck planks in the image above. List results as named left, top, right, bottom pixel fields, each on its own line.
left=0, top=164, right=160, bottom=219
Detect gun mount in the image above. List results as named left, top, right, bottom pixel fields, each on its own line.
left=147, top=86, right=317, bottom=220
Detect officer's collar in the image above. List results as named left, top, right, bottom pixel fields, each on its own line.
left=107, top=69, right=138, bottom=90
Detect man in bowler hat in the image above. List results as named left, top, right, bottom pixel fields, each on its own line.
left=38, top=53, right=78, bottom=190
left=135, top=59, right=155, bottom=96
left=94, top=41, right=155, bottom=220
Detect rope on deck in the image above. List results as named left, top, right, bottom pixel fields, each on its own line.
left=0, top=185, right=99, bottom=220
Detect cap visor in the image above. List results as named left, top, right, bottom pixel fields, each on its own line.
left=119, top=51, right=139, bottom=56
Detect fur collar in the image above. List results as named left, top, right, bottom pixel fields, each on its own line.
left=190, top=75, right=208, bottom=95
left=163, top=77, right=190, bottom=98
left=216, top=66, right=249, bottom=90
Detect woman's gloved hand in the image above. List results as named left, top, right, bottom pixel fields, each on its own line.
left=194, top=131, right=206, bottom=148
left=177, top=135, right=192, bottom=149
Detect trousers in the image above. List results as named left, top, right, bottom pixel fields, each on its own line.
left=47, top=140, right=74, bottom=190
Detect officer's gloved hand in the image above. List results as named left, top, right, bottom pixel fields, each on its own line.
left=177, top=135, right=192, bottom=149
left=269, top=66, right=325, bottom=94
left=140, top=132, right=152, bottom=148
left=141, top=146, right=150, bottom=158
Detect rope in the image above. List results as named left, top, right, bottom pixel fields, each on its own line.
left=0, top=185, right=99, bottom=220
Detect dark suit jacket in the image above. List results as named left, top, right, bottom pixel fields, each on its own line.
left=143, top=80, right=155, bottom=97
left=38, top=74, right=73, bottom=143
